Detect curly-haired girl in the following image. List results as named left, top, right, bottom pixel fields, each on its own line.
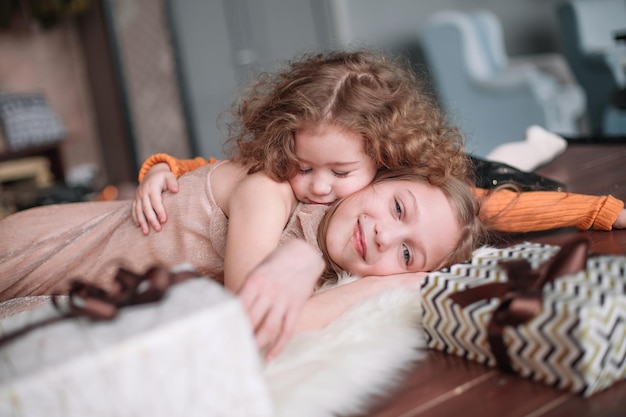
left=133, top=50, right=467, bottom=232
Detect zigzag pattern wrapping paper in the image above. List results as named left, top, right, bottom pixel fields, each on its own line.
left=421, top=242, right=626, bottom=396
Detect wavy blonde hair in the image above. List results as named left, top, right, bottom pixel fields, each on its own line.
left=223, top=50, right=468, bottom=183
left=316, top=167, right=488, bottom=285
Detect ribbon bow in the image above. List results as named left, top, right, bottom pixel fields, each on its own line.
left=0, top=266, right=199, bottom=347
left=449, top=237, right=590, bottom=373
left=53, top=266, right=199, bottom=320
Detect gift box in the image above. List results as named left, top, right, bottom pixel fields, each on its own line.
left=421, top=239, right=626, bottom=396
left=0, top=275, right=273, bottom=417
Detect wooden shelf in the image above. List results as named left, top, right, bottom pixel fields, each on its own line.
left=0, top=142, right=65, bottom=183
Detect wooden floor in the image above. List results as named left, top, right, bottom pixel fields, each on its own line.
left=361, top=143, right=626, bottom=417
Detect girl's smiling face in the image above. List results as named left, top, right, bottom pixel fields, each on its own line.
left=288, top=124, right=377, bottom=205
left=324, top=178, right=462, bottom=276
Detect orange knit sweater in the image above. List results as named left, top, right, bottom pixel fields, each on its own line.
left=139, top=153, right=624, bottom=233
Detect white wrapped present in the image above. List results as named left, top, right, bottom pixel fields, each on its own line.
left=0, top=277, right=273, bottom=417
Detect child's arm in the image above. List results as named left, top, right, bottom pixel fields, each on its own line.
left=475, top=188, right=625, bottom=232
left=222, top=171, right=299, bottom=292
left=224, top=172, right=321, bottom=358
left=133, top=154, right=214, bottom=234
left=238, top=239, right=325, bottom=360
left=614, top=208, right=626, bottom=228
left=132, top=163, right=179, bottom=234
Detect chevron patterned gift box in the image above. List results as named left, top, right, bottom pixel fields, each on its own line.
left=421, top=239, right=626, bottom=396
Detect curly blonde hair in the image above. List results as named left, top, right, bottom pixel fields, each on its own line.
left=316, top=167, right=488, bottom=285
left=223, top=50, right=468, bottom=183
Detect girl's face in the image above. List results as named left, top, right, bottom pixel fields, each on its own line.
left=325, top=179, right=462, bottom=276
left=288, top=124, right=377, bottom=205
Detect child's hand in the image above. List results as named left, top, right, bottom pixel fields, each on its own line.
left=237, top=239, right=325, bottom=361
left=613, top=208, right=626, bottom=229
left=132, top=163, right=179, bottom=235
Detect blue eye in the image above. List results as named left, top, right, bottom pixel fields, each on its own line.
left=395, top=200, right=402, bottom=217
left=402, top=245, right=411, bottom=265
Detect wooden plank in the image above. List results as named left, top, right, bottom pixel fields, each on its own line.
left=509, top=229, right=626, bottom=256
left=407, top=371, right=567, bottom=417
left=364, top=351, right=500, bottom=417
left=535, top=145, right=626, bottom=200
left=531, top=380, right=626, bottom=417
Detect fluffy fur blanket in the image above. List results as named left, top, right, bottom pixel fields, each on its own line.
left=264, top=275, right=426, bottom=417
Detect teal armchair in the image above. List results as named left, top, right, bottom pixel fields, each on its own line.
left=421, top=10, right=586, bottom=157
left=556, top=0, right=626, bottom=135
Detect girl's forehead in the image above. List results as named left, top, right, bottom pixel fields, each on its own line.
left=369, top=178, right=436, bottom=201
left=295, top=124, right=365, bottom=149
left=297, top=121, right=342, bottom=135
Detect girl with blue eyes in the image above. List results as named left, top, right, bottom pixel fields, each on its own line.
left=317, top=168, right=479, bottom=279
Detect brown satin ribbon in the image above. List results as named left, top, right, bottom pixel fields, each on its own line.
left=0, top=266, right=199, bottom=347
left=52, top=266, right=199, bottom=320
left=449, top=237, right=590, bottom=373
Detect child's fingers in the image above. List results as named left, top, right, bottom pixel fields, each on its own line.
left=254, top=306, right=284, bottom=352
left=149, top=193, right=168, bottom=225
left=265, top=310, right=296, bottom=361
left=242, top=292, right=270, bottom=333
left=614, top=209, right=626, bottom=229
left=141, top=194, right=162, bottom=232
left=240, top=290, right=285, bottom=351
left=131, top=199, right=150, bottom=235
left=131, top=200, right=139, bottom=225
left=165, top=176, right=179, bottom=194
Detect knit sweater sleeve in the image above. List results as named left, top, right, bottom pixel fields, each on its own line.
left=138, top=153, right=216, bottom=183
left=474, top=187, right=624, bottom=232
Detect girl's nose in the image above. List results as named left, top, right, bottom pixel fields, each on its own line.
left=310, top=176, right=332, bottom=196
left=374, top=223, right=401, bottom=249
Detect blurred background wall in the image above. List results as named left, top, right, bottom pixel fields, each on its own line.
left=0, top=0, right=577, bottom=192
left=164, top=0, right=567, bottom=159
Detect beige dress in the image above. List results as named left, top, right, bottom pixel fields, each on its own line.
left=0, top=161, right=328, bottom=301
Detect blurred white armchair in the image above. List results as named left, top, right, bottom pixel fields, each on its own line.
left=421, top=9, right=586, bottom=157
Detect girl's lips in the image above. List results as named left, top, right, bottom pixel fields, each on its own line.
left=308, top=200, right=332, bottom=206
left=353, top=219, right=366, bottom=260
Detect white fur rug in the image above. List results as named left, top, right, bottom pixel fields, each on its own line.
left=264, top=275, right=426, bottom=417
